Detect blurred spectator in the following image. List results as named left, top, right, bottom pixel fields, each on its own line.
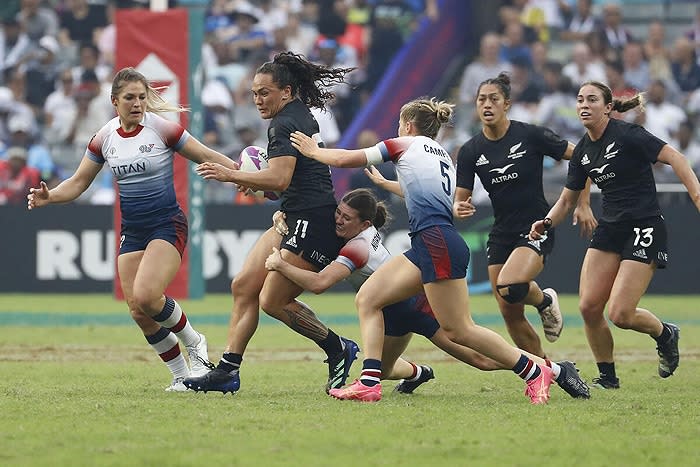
left=530, top=40, right=548, bottom=84
left=255, top=0, right=289, bottom=40
left=562, top=41, right=605, bottom=88
left=201, top=76, right=234, bottom=151
left=43, top=68, right=76, bottom=173
left=499, top=20, right=532, bottom=66
left=6, top=112, right=54, bottom=182
left=0, top=145, right=39, bottom=204
left=685, top=5, right=700, bottom=66
left=644, top=20, right=673, bottom=84
left=58, top=0, right=108, bottom=51
left=517, top=0, right=564, bottom=43
left=535, top=61, right=579, bottom=142
left=0, top=17, right=32, bottom=79
left=284, top=10, right=319, bottom=57
left=596, top=3, right=634, bottom=57
left=621, top=41, right=649, bottom=93
left=71, top=43, right=110, bottom=85
left=225, top=2, right=269, bottom=65
left=670, top=36, right=700, bottom=95
left=498, top=6, right=537, bottom=44
left=558, top=0, right=601, bottom=42
left=363, top=0, right=423, bottom=97
left=4, top=68, right=38, bottom=135
left=314, top=38, right=360, bottom=132
left=668, top=119, right=700, bottom=176
left=508, top=55, right=542, bottom=122
left=16, top=0, right=59, bottom=43
left=22, top=35, right=59, bottom=118
left=458, top=32, right=512, bottom=107
left=317, top=0, right=347, bottom=39
left=638, top=80, right=686, bottom=143
left=95, top=1, right=118, bottom=70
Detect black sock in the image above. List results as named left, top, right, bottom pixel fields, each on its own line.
left=536, top=292, right=552, bottom=313
left=318, top=329, right=343, bottom=357
left=218, top=352, right=242, bottom=374
left=596, top=361, right=616, bottom=380
left=654, top=322, right=671, bottom=344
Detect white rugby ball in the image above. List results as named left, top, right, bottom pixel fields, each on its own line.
left=238, top=145, right=280, bottom=201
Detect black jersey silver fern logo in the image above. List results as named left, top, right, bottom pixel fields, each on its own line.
left=604, top=141, right=619, bottom=159
left=508, top=142, right=526, bottom=159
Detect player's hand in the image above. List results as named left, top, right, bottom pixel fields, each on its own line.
left=453, top=197, right=476, bottom=219
left=27, top=181, right=50, bottom=210
left=290, top=131, right=319, bottom=158
left=572, top=204, right=597, bottom=238
left=272, top=211, right=288, bottom=235
left=364, top=166, right=387, bottom=186
left=265, top=247, right=283, bottom=271
left=529, top=218, right=549, bottom=241
left=196, top=162, right=236, bottom=182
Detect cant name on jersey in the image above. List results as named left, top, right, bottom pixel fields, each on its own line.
left=567, top=118, right=665, bottom=223
left=266, top=99, right=336, bottom=212
left=456, top=121, right=568, bottom=235
left=86, top=112, right=189, bottom=227
left=366, top=135, right=454, bottom=233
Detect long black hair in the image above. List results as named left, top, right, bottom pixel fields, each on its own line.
left=256, top=51, right=355, bottom=111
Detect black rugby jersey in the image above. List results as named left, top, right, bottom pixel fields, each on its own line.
left=456, top=121, right=568, bottom=234
left=267, top=99, right=337, bottom=211
left=566, top=118, right=665, bottom=223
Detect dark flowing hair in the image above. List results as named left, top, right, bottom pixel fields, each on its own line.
left=256, top=51, right=355, bottom=111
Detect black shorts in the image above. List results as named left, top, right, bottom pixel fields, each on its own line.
left=280, top=205, right=343, bottom=270
left=590, top=216, right=668, bottom=268
left=486, top=229, right=555, bottom=266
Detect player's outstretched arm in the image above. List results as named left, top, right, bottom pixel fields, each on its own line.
left=658, top=144, right=700, bottom=213
left=290, top=131, right=367, bottom=168
left=364, top=167, right=402, bottom=197
left=27, top=157, right=102, bottom=210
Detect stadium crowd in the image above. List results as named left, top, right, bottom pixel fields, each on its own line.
left=2, top=0, right=700, bottom=205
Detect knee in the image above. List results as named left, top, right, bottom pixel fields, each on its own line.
left=354, top=290, right=375, bottom=315
left=231, top=272, right=259, bottom=301
left=579, top=299, right=605, bottom=325
left=258, top=290, right=282, bottom=317
left=496, top=282, right=530, bottom=304
left=130, top=289, right=160, bottom=316
left=607, top=303, right=633, bottom=329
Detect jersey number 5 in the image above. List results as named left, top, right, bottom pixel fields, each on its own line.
left=439, top=161, right=451, bottom=196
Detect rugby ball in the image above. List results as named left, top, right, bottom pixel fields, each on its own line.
left=238, top=146, right=280, bottom=201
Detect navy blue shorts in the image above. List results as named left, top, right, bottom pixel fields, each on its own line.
left=404, top=225, right=469, bottom=283
left=119, top=210, right=188, bottom=257
left=383, top=294, right=440, bottom=338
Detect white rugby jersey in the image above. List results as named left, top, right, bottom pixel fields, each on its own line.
left=86, top=112, right=190, bottom=226
left=334, top=225, right=391, bottom=291
left=365, top=136, right=455, bottom=233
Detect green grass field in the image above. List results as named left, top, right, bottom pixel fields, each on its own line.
left=1, top=293, right=698, bottom=466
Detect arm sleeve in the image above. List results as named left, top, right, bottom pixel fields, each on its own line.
left=455, top=142, right=476, bottom=190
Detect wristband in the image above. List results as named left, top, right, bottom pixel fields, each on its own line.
left=543, top=217, right=553, bottom=228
